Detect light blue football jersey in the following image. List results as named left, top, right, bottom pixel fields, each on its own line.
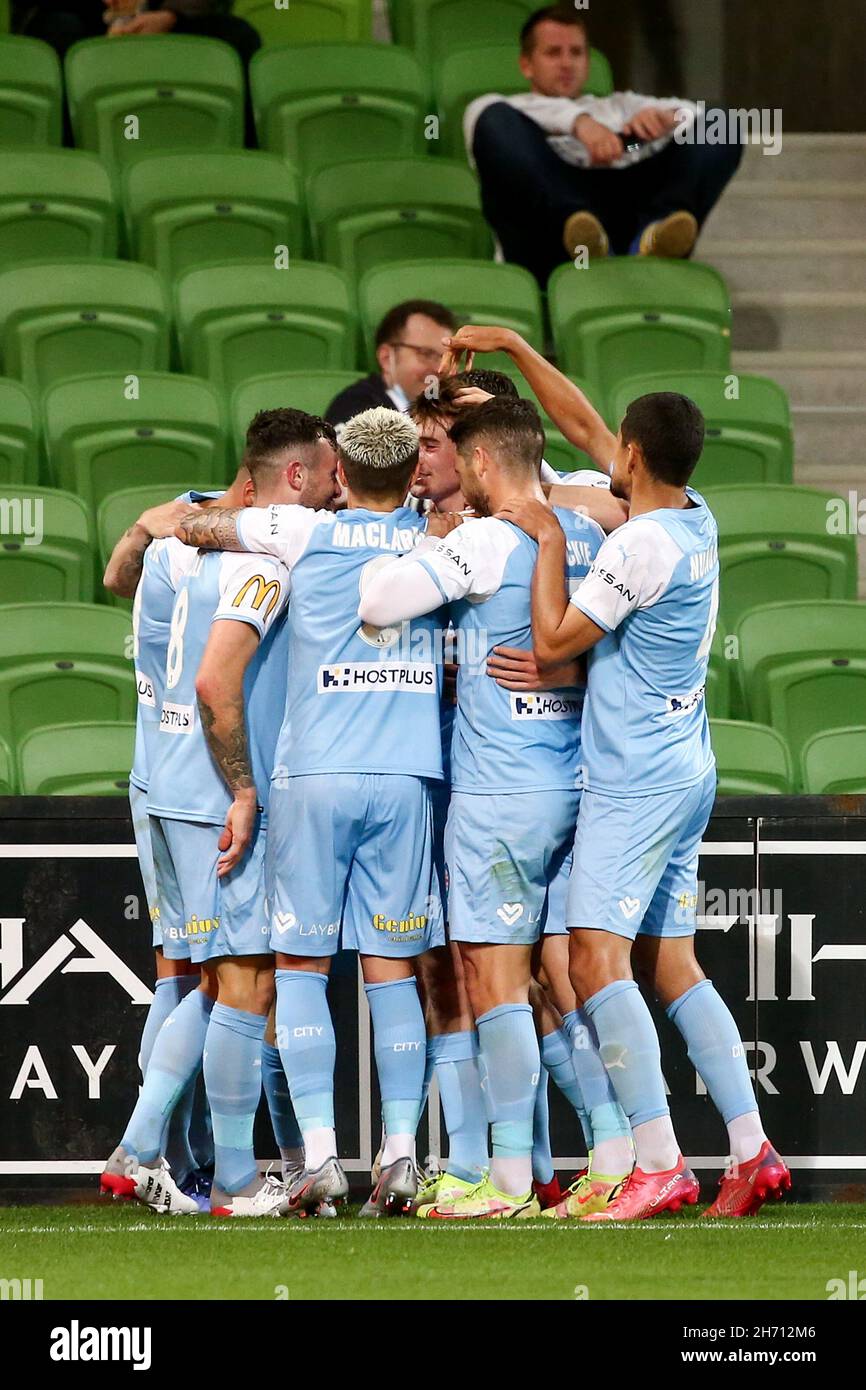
left=236, top=504, right=444, bottom=781
left=129, top=491, right=222, bottom=793
left=146, top=549, right=290, bottom=824
left=415, top=507, right=605, bottom=793
left=571, top=487, right=719, bottom=795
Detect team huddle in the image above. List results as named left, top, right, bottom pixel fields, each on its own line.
left=100, top=324, right=791, bottom=1221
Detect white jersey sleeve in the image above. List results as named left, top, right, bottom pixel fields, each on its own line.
left=570, top=518, right=683, bottom=631
left=417, top=518, right=520, bottom=604
left=554, top=469, right=612, bottom=489
left=236, top=503, right=328, bottom=569
left=212, top=552, right=290, bottom=639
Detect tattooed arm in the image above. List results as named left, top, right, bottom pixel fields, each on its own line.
left=195, top=620, right=262, bottom=877
left=104, top=500, right=199, bottom=598
left=176, top=507, right=245, bottom=552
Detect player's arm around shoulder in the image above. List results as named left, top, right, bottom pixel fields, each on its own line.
left=357, top=515, right=481, bottom=628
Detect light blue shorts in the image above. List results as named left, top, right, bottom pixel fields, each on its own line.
left=444, top=789, right=580, bottom=945
left=566, top=770, right=717, bottom=940
left=149, top=814, right=270, bottom=964
left=130, top=782, right=161, bottom=950
left=266, top=773, right=444, bottom=958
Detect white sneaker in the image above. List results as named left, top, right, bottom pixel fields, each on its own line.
left=134, top=1159, right=201, bottom=1216
left=212, top=1171, right=287, bottom=1218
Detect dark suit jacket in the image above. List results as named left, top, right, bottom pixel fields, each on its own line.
left=325, top=374, right=395, bottom=427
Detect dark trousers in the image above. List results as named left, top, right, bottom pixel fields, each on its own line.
left=13, top=5, right=260, bottom=67
left=472, top=102, right=743, bottom=286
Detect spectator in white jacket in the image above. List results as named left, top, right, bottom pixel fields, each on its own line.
left=466, top=4, right=742, bottom=285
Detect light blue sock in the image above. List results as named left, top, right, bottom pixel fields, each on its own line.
left=365, top=978, right=426, bottom=1142
left=187, top=1073, right=214, bottom=1172
left=541, top=1023, right=592, bottom=1150
left=562, top=1008, right=632, bottom=1149
left=476, top=1003, right=539, bottom=1171
left=203, top=1003, right=266, bottom=1196
left=138, top=977, right=184, bottom=1078
left=583, top=981, right=669, bottom=1127
left=667, top=979, right=759, bottom=1124
left=164, top=1078, right=199, bottom=1187
left=532, top=1069, right=555, bottom=1185
left=121, top=987, right=214, bottom=1164
left=275, top=970, right=336, bottom=1136
left=261, top=1040, right=303, bottom=1152
left=427, top=1031, right=488, bottom=1183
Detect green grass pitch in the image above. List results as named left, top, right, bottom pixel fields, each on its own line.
left=1, top=1202, right=864, bottom=1300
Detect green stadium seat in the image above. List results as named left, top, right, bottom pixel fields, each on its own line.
left=123, top=151, right=305, bottom=282
left=358, top=258, right=543, bottom=373
left=97, top=481, right=223, bottom=576
left=231, top=371, right=357, bottom=454
left=0, top=602, right=135, bottom=747
left=710, top=719, right=793, bottom=796
left=702, top=485, right=857, bottom=631
left=65, top=35, right=244, bottom=166
left=608, top=371, right=793, bottom=487
left=706, top=625, right=731, bottom=719
left=0, top=149, right=117, bottom=261
left=234, top=0, right=372, bottom=46
left=736, top=601, right=866, bottom=785
left=42, top=372, right=227, bottom=517
left=0, top=259, right=169, bottom=398
left=175, top=260, right=356, bottom=396
left=435, top=42, right=614, bottom=158
left=390, top=0, right=537, bottom=69
left=0, top=378, right=38, bottom=485
left=308, top=157, right=492, bottom=280
left=252, top=43, right=428, bottom=174
left=0, top=733, right=13, bottom=794
left=549, top=259, right=732, bottom=394
left=495, top=368, right=600, bottom=473
left=18, top=720, right=135, bottom=795
left=0, top=486, right=93, bottom=603
left=801, top=727, right=866, bottom=796
left=0, top=36, right=62, bottom=146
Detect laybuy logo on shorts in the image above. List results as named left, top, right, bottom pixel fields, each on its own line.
left=496, top=902, right=524, bottom=927
left=318, top=662, right=436, bottom=693
left=510, top=693, right=582, bottom=721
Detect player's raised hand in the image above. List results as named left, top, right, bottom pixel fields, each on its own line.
left=496, top=498, right=562, bottom=541
left=217, top=794, right=257, bottom=878
left=137, top=499, right=200, bottom=540
left=438, top=325, right=517, bottom=376
left=450, top=387, right=494, bottom=409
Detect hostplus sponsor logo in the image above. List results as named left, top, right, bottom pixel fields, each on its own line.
left=318, top=662, right=436, bottom=693
left=510, top=693, right=581, bottom=721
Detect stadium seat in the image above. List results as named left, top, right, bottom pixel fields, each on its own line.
left=234, top=0, right=372, bottom=46
left=435, top=42, right=614, bottom=158
left=97, top=481, right=223, bottom=577
left=358, top=258, right=543, bottom=372
left=308, top=157, right=492, bottom=279
left=18, top=720, right=135, bottom=795
left=0, top=149, right=117, bottom=261
left=0, top=733, right=13, bottom=794
left=736, top=601, right=866, bottom=784
left=701, top=485, right=857, bottom=630
left=710, top=719, right=794, bottom=796
left=175, top=260, right=357, bottom=396
left=0, top=602, right=135, bottom=747
left=252, top=43, right=428, bottom=174
left=0, top=259, right=169, bottom=398
left=231, top=371, right=357, bottom=453
left=0, top=378, right=38, bottom=485
left=608, top=371, right=793, bottom=487
left=64, top=35, right=244, bottom=166
left=0, top=486, right=94, bottom=603
left=706, top=626, right=731, bottom=719
left=0, top=35, right=62, bottom=146
left=390, top=0, right=538, bottom=69
left=123, top=151, right=305, bottom=282
left=42, top=372, right=227, bottom=516
left=801, top=727, right=866, bottom=796
left=495, top=368, right=600, bottom=473
left=548, top=260, right=732, bottom=394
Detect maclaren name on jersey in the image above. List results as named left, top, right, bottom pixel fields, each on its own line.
left=332, top=521, right=424, bottom=552
left=317, top=661, right=437, bottom=693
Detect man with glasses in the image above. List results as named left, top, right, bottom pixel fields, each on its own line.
left=325, top=300, right=458, bottom=428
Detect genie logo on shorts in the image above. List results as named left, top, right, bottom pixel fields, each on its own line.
left=318, top=662, right=436, bottom=693
left=185, top=914, right=219, bottom=937
left=372, top=911, right=427, bottom=937
left=510, top=693, right=581, bottom=721
left=664, top=684, right=705, bottom=718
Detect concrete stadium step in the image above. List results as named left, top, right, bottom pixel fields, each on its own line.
left=703, top=182, right=866, bottom=240
left=731, top=352, right=866, bottom=406
left=737, top=134, right=866, bottom=183
left=731, top=292, right=866, bottom=352
left=792, top=406, right=866, bottom=469
left=699, top=240, right=866, bottom=294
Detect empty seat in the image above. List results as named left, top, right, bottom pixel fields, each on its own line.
left=702, top=485, right=857, bottom=630
left=175, top=260, right=356, bottom=395
left=736, top=601, right=866, bottom=783
left=18, top=720, right=135, bottom=795
left=609, top=371, right=793, bottom=487
left=0, top=259, right=169, bottom=398
left=0, top=35, right=62, bottom=146
left=710, top=719, right=793, bottom=795
left=0, top=486, right=94, bottom=603
left=549, top=259, right=732, bottom=392
left=0, top=378, right=38, bottom=485
left=0, top=733, right=13, bottom=794
left=234, top=0, right=372, bottom=46
left=495, top=368, right=600, bottom=473
left=231, top=371, right=357, bottom=454
left=123, top=151, right=304, bottom=282
left=0, top=148, right=117, bottom=261
left=65, top=35, right=244, bottom=166
left=801, top=727, right=866, bottom=796
left=252, top=42, right=428, bottom=173
left=43, top=372, right=227, bottom=516
left=706, top=625, right=731, bottom=719
left=390, top=0, right=537, bottom=69
left=436, top=42, right=613, bottom=158
left=97, top=482, right=223, bottom=577
left=308, top=157, right=492, bottom=279
left=0, top=602, right=135, bottom=746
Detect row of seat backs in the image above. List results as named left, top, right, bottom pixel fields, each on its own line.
left=0, top=721, right=134, bottom=795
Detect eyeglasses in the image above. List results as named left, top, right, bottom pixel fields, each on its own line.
left=390, top=341, right=443, bottom=365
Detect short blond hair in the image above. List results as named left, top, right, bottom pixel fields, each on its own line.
left=339, top=407, right=420, bottom=497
